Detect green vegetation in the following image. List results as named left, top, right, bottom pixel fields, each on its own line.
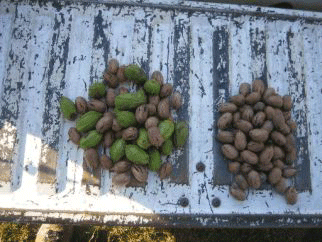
left=0, top=222, right=316, bottom=242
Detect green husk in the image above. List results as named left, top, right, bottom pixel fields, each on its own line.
left=124, top=64, right=147, bottom=84
left=125, top=145, right=149, bottom=165
left=60, top=96, right=77, bottom=120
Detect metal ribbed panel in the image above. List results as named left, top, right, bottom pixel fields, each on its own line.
left=172, top=13, right=190, bottom=185
left=0, top=0, right=322, bottom=226
left=0, top=13, right=14, bottom=191
left=212, top=19, right=231, bottom=186
left=19, top=15, right=53, bottom=195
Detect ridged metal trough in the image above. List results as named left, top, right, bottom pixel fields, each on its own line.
left=0, top=0, right=322, bottom=227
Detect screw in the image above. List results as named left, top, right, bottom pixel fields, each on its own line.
left=178, top=197, right=189, bottom=207
left=196, top=162, right=205, bottom=172
left=212, top=198, right=221, bottom=208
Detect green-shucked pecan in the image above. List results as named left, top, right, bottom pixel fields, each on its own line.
left=125, top=145, right=149, bottom=165
left=115, top=89, right=147, bottom=110
left=79, top=130, right=103, bottom=149
left=144, top=79, right=161, bottom=95
left=149, top=149, right=161, bottom=171
left=124, top=64, right=147, bottom=84
left=110, top=139, right=126, bottom=162
left=136, top=128, right=151, bottom=150
left=159, top=119, right=175, bottom=140
left=88, top=82, right=106, bottom=98
left=76, top=111, right=103, bottom=132
left=174, top=121, right=189, bottom=148
left=60, top=96, right=77, bottom=120
left=161, top=139, right=173, bottom=156
left=115, top=111, right=137, bottom=128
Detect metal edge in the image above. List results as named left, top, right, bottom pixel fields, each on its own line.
left=4, top=0, right=322, bottom=22
left=0, top=208, right=322, bottom=227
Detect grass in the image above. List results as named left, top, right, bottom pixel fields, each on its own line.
left=0, top=223, right=39, bottom=241
left=72, top=225, right=175, bottom=242
left=0, top=222, right=321, bottom=241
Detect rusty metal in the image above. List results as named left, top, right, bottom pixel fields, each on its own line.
left=196, top=162, right=205, bottom=172
left=212, top=198, right=221, bottom=208
left=178, top=197, right=189, bottom=207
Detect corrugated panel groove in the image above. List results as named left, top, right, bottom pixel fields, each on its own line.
left=2, top=5, right=33, bottom=191
left=286, top=24, right=311, bottom=191
left=250, top=17, right=267, bottom=84
left=39, top=11, right=72, bottom=193
left=304, top=25, right=322, bottom=197
left=172, top=13, right=191, bottom=185
left=90, top=9, right=110, bottom=84
left=92, top=8, right=113, bottom=196
left=19, top=15, right=53, bottom=194
left=212, top=23, right=230, bottom=186
left=149, top=11, right=179, bottom=182
left=229, top=15, right=252, bottom=95
left=132, top=8, right=152, bottom=76
left=0, top=13, right=14, bottom=190
left=266, top=20, right=289, bottom=95
left=189, top=16, right=214, bottom=212
left=65, top=13, right=95, bottom=192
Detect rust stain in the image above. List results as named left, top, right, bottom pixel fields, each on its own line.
left=38, top=145, right=57, bottom=184
left=82, top=163, right=101, bottom=187
left=0, top=121, right=16, bottom=182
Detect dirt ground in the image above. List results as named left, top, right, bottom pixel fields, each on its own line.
left=1, top=222, right=322, bottom=241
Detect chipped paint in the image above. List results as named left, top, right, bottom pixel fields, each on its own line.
left=0, top=0, right=322, bottom=227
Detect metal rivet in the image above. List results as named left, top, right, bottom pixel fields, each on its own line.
left=178, top=197, right=189, bottom=207
left=196, top=162, right=205, bottom=172
left=212, top=198, right=221, bottom=208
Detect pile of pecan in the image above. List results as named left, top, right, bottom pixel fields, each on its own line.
left=217, top=80, right=298, bottom=204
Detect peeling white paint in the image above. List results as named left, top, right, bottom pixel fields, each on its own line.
left=0, top=14, right=12, bottom=106
left=0, top=0, right=321, bottom=226
left=189, top=15, right=215, bottom=214
left=229, top=15, right=252, bottom=94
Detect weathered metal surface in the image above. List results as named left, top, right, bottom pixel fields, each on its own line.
left=0, top=0, right=322, bottom=227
